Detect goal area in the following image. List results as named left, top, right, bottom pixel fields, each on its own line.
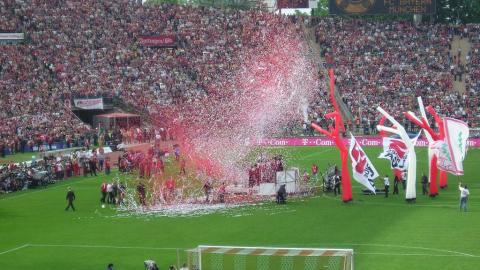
left=186, top=245, right=353, bottom=270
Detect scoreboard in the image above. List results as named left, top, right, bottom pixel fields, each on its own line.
left=329, top=0, right=436, bottom=15
left=277, top=0, right=309, bottom=9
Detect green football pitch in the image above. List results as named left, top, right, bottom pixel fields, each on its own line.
left=0, top=146, right=479, bottom=270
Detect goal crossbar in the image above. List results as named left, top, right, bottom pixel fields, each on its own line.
left=188, top=245, right=354, bottom=270
left=198, top=245, right=353, bottom=257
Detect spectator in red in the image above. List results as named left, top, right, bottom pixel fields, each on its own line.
left=311, top=163, right=318, bottom=180
left=105, top=157, right=111, bottom=175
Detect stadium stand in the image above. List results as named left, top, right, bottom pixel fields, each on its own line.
left=314, top=18, right=478, bottom=134
left=465, top=24, right=480, bottom=126
left=0, top=0, right=478, bottom=155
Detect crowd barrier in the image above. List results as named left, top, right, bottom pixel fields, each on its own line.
left=2, top=141, right=76, bottom=156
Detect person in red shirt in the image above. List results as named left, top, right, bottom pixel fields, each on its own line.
left=73, top=158, right=79, bottom=176
left=65, top=160, right=72, bottom=178
left=100, top=182, right=107, bottom=203
left=311, top=164, right=318, bottom=181
left=105, top=157, right=111, bottom=175
left=164, top=177, right=176, bottom=202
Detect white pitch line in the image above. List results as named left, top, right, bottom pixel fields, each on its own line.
left=321, top=194, right=480, bottom=208
left=330, top=243, right=480, bottom=258
left=287, top=241, right=480, bottom=258
left=355, top=252, right=480, bottom=258
left=12, top=243, right=480, bottom=258
left=27, top=243, right=183, bottom=251
left=0, top=244, right=29, bottom=256
left=347, top=243, right=479, bottom=258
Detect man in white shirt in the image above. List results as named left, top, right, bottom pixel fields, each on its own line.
left=383, top=175, right=390, bottom=198
left=106, top=183, right=114, bottom=204
left=459, top=183, right=470, bottom=212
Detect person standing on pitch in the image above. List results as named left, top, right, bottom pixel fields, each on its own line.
left=383, top=175, right=389, bottom=198
left=311, top=163, right=319, bottom=181
left=421, top=173, right=428, bottom=196
left=203, top=180, right=212, bottom=203
left=333, top=174, right=341, bottom=196
left=393, top=175, right=399, bottom=195
left=459, top=182, right=470, bottom=212
left=89, top=157, right=97, bottom=176
left=100, top=182, right=107, bottom=203
left=65, top=187, right=76, bottom=211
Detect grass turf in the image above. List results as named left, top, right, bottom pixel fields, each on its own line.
left=0, top=146, right=479, bottom=270
left=0, top=147, right=84, bottom=164
left=0, top=152, right=38, bottom=164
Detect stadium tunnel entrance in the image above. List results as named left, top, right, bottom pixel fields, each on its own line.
left=73, top=108, right=114, bottom=126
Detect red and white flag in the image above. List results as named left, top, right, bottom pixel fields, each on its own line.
left=378, top=132, right=420, bottom=171
left=432, top=118, right=469, bottom=175
left=349, top=134, right=378, bottom=193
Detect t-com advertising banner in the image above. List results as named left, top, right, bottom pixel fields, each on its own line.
left=254, top=136, right=480, bottom=148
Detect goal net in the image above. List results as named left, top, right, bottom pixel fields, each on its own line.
left=186, top=245, right=353, bottom=270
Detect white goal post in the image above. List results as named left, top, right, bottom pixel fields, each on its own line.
left=187, top=245, right=354, bottom=270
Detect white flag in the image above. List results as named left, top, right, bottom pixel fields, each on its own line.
left=349, top=134, right=378, bottom=193
left=378, top=132, right=420, bottom=171
left=434, top=118, right=469, bottom=175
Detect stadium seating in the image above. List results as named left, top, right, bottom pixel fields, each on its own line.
left=0, top=0, right=301, bottom=153
left=314, top=18, right=478, bottom=132
left=465, top=24, right=480, bottom=127
left=0, top=0, right=478, bottom=155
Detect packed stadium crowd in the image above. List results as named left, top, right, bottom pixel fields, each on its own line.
left=465, top=24, right=480, bottom=121
left=0, top=0, right=479, bottom=157
left=0, top=0, right=305, bottom=154
left=315, top=18, right=479, bottom=134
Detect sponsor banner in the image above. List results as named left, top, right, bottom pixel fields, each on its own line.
left=254, top=137, right=480, bottom=148
left=73, top=98, right=104, bottom=110
left=139, top=35, right=176, bottom=47
left=0, top=32, right=24, bottom=45
left=0, top=33, right=24, bottom=40
left=329, top=0, right=436, bottom=15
